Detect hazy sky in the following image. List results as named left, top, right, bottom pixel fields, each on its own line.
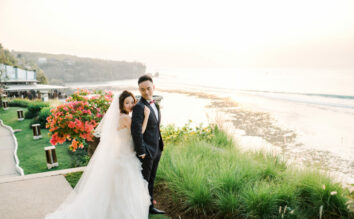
left=1, top=0, right=354, bottom=71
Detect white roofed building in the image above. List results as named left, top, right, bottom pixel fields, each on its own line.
left=0, top=64, right=67, bottom=101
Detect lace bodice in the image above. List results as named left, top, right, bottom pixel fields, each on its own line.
left=115, top=127, right=135, bottom=155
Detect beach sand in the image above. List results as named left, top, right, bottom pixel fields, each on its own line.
left=156, top=88, right=354, bottom=190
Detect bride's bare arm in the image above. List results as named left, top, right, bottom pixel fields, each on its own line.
left=117, top=115, right=131, bottom=130
left=142, top=106, right=150, bottom=134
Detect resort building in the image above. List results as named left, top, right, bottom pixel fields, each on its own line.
left=0, top=64, right=67, bottom=101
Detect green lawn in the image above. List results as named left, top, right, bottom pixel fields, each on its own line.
left=65, top=171, right=83, bottom=188
left=0, top=107, right=73, bottom=174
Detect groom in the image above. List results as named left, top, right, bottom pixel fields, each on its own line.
left=131, top=75, right=165, bottom=215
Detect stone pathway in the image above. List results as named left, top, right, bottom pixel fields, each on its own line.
left=0, top=167, right=84, bottom=219
left=0, top=120, right=22, bottom=178
left=0, top=119, right=85, bottom=219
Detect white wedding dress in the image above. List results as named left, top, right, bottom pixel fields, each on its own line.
left=45, top=94, right=150, bottom=219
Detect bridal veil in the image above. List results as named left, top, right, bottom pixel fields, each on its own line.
left=45, top=92, right=150, bottom=219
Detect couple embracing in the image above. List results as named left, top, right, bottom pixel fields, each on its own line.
left=45, top=75, right=165, bottom=218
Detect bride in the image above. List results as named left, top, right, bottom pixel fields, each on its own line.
left=45, top=90, right=151, bottom=219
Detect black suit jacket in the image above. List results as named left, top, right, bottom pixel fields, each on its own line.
left=131, top=97, right=164, bottom=159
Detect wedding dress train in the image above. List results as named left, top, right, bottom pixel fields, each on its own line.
left=45, top=94, right=150, bottom=219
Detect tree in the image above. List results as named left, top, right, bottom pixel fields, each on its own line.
left=0, top=64, right=8, bottom=108
left=28, top=64, right=48, bottom=84
left=0, top=43, right=18, bottom=66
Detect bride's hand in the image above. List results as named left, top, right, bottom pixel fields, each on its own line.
left=144, top=106, right=150, bottom=117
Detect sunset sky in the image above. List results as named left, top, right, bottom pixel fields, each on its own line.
left=1, top=0, right=353, bottom=71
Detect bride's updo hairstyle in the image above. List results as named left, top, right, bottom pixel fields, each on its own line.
left=119, top=90, right=136, bottom=114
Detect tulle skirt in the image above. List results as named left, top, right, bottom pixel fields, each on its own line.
left=45, top=152, right=150, bottom=219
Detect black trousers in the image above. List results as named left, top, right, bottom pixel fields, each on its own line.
left=138, top=149, right=161, bottom=208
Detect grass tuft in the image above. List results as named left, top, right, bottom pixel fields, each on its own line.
left=156, top=124, right=353, bottom=218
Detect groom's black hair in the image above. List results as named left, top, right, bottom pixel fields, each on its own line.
left=138, top=75, right=153, bottom=84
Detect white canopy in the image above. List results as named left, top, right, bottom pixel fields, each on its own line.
left=5, top=84, right=67, bottom=91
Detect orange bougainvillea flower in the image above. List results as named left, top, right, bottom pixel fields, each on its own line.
left=47, top=89, right=113, bottom=152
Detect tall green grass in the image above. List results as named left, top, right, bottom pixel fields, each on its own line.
left=157, top=125, right=353, bottom=218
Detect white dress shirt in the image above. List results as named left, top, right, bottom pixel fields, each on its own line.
left=149, top=102, right=158, bottom=121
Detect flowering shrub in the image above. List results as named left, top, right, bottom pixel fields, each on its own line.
left=46, top=89, right=113, bottom=152
left=161, top=121, right=215, bottom=144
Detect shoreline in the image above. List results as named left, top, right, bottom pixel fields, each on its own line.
left=158, top=88, right=298, bottom=149
left=64, top=83, right=353, bottom=190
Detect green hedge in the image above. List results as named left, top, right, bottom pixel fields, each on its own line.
left=29, top=107, right=52, bottom=129
left=69, top=148, right=90, bottom=167
left=8, top=98, right=32, bottom=107
left=25, top=101, right=50, bottom=119
left=38, top=107, right=51, bottom=128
